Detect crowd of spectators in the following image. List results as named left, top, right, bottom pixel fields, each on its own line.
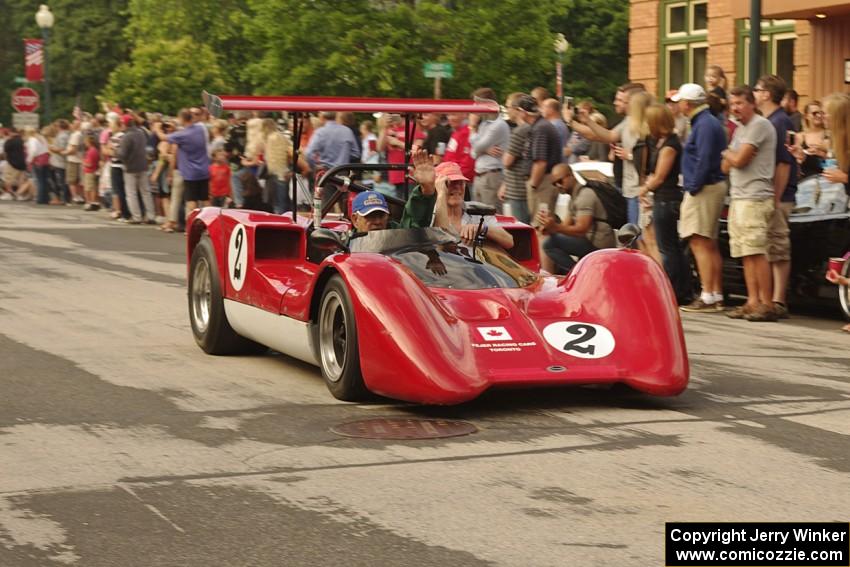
left=1, top=71, right=849, bottom=326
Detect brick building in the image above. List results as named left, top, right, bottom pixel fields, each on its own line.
left=629, top=0, right=850, bottom=101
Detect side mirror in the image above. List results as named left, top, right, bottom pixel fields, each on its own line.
left=617, top=223, right=641, bottom=248
left=465, top=201, right=497, bottom=217
left=310, top=228, right=350, bottom=254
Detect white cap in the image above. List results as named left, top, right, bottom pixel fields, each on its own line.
left=671, top=83, right=707, bottom=102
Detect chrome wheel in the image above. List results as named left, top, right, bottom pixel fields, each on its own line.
left=319, top=292, right=347, bottom=382
left=191, top=256, right=212, bottom=334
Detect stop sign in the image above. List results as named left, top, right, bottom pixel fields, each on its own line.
left=11, top=88, right=39, bottom=113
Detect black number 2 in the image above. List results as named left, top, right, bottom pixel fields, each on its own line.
left=563, top=324, right=596, bottom=355
left=233, top=229, right=244, bottom=280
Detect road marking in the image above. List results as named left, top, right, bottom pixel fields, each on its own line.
left=118, top=484, right=186, bottom=534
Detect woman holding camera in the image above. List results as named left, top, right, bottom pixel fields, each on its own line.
left=638, top=104, right=691, bottom=304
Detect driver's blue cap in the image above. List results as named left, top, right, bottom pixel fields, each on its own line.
left=352, top=191, right=389, bottom=216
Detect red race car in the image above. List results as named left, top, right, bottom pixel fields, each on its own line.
left=186, top=94, right=688, bottom=404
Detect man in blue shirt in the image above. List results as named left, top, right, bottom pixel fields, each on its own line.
left=154, top=109, right=211, bottom=214
left=674, top=83, right=729, bottom=313
left=304, top=112, right=360, bottom=171
left=755, top=74, right=798, bottom=319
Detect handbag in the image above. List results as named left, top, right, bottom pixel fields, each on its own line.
left=632, top=136, right=651, bottom=186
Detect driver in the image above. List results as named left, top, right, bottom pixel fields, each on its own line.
left=351, top=190, right=396, bottom=234
left=403, top=149, right=514, bottom=249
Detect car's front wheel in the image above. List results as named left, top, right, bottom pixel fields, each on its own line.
left=189, top=234, right=264, bottom=355
left=318, top=275, right=367, bottom=401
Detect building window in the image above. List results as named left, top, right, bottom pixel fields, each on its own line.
left=667, top=3, right=688, bottom=35
left=660, top=0, right=709, bottom=94
left=691, top=3, right=708, bottom=33
left=737, top=20, right=796, bottom=87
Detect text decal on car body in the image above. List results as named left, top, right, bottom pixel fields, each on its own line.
left=228, top=224, right=248, bottom=292
left=542, top=322, right=615, bottom=359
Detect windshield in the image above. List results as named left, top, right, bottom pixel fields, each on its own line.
left=349, top=228, right=537, bottom=289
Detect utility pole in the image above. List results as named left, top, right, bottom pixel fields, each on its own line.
left=748, top=0, right=762, bottom=85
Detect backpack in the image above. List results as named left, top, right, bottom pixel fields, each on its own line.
left=584, top=179, right=628, bottom=229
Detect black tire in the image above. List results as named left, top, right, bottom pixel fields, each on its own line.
left=317, top=275, right=367, bottom=401
left=188, top=235, right=265, bottom=355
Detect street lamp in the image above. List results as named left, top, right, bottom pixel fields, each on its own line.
left=35, top=4, right=55, bottom=124
left=554, top=33, right=569, bottom=102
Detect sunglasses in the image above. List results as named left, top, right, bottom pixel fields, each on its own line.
left=811, top=111, right=824, bottom=116
left=553, top=175, right=571, bottom=188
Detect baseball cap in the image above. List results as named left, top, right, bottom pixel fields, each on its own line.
left=352, top=191, right=389, bottom=216
left=435, top=160, right=469, bottom=182
left=670, top=83, right=707, bottom=102
left=121, top=114, right=134, bottom=126
left=514, top=94, right=539, bottom=113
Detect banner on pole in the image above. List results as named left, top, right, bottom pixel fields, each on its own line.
left=24, top=39, right=44, bottom=83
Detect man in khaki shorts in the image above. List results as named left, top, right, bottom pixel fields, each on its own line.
left=672, top=84, right=729, bottom=312
left=65, top=120, right=84, bottom=202
left=722, top=86, right=779, bottom=322
left=755, top=74, right=797, bottom=319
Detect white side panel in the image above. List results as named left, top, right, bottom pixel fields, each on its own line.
left=224, top=299, right=317, bottom=365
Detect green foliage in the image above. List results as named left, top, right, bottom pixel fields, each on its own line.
left=1, top=0, right=630, bottom=122
left=552, top=0, right=631, bottom=117
left=244, top=0, right=565, bottom=101
left=101, top=39, right=229, bottom=114
left=0, top=0, right=129, bottom=125
left=123, top=0, right=259, bottom=89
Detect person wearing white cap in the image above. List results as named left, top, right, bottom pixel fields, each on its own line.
left=674, top=83, right=729, bottom=313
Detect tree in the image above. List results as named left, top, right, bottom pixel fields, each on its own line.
left=551, top=0, right=630, bottom=117
left=123, top=0, right=260, bottom=91
left=244, top=0, right=561, bottom=101
left=0, top=0, right=129, bottom=125
left=101, top=39, right=229, bottom=114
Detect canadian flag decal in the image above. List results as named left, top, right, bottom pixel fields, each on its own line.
left=477, top=326, right=513, bottom=341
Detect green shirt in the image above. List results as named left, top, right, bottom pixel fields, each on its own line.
left=349, top=185, right=436, bottom=238
left=399, top=185, right=436, bottom=228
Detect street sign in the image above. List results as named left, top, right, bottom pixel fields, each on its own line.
left=423, top=62, right=454, bottom=79
left=12, top=87, right=39, bottom=112
left=12, top=112, right=39, bottom=129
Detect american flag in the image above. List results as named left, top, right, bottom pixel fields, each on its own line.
left=24, top=39, right=43, bottom=82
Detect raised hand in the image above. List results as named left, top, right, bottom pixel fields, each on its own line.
left=411, top=147, right=436, bottom=193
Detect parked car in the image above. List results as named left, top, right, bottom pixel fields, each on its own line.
left=717, top=174, right=850, bottom=318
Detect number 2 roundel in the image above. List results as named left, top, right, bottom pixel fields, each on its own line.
left=542, top=322, right=615, bottom=359
left=228, top=224, right=248, bottom=291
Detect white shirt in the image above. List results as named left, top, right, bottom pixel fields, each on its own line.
left=66, top=130, right=83, bottom=163
left=25, top=136, right=48, bottom=164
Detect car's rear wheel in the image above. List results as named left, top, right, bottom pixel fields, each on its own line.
left=189, top=234, right=265, bottom=355
left=318, top=275, right=367, bottom=401
left=839, top=257, right=850, bottom=320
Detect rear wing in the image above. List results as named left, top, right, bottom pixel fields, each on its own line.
left=202, top=92, right=499, bottom=117
left=201, top=91, right=500, bottom=219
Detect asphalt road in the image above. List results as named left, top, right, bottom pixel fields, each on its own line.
left=1, top=202, right=848, bottom=567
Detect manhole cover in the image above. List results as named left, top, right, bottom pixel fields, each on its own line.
left=331, top=418, right=478, bottom=440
